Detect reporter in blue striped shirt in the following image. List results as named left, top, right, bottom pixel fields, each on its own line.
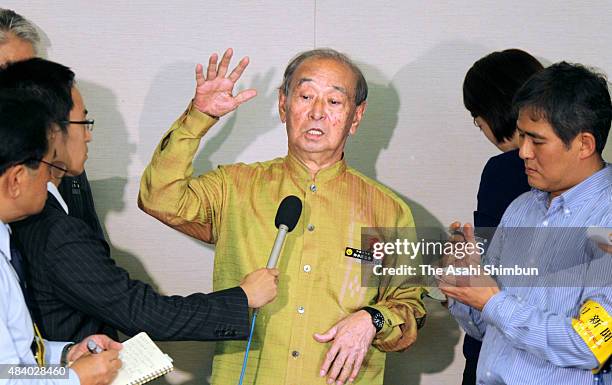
left=442, top=61, right=612, bottom=385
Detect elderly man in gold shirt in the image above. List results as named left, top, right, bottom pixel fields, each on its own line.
left=139, top=48, right=426, bottom=385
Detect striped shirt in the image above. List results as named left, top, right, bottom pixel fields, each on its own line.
left=450, top=164, right=612, bottom=385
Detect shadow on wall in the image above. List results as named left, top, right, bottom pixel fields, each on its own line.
left=351, top=41, right=504, bottom=384
left=77, top=81, right=150, bottom=287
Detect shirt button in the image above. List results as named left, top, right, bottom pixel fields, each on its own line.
left=564, top=208, right=571, bottom=215
left=309, top=184, right=317, bottom=192
left=297, top=306, right=305, bottom=314
left=542, top=220, right=549, bottom=226
left=303, top=264, right=311, bottom=273
left=307, top=224, right=315, bottom=232
left=291, top=350, right=300, bottom=358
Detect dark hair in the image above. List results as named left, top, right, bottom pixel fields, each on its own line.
left=0, top=91, right=52, bottom=176
left=280, top=48, right=368, bottom=106
left=463, top=49, right=544, bottom=143
left=513, top=61, right=612, bottom=155
left=0, top=58, right=74, bottom=131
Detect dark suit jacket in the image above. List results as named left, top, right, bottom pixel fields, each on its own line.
left=57, top=171, right=105, bottom=239
left=462, top=149, right=531, bottom=383
left=12, top=193, right=250, bottom=342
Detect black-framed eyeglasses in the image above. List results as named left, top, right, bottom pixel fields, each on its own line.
left=61, top=119, right=95, bottom=132
left=37, top=159, right=68, bottom=174
left=19, top=158, right=68, bottom=176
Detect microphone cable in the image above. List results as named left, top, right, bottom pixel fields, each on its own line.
left=237, top=310, right=259, bottom=385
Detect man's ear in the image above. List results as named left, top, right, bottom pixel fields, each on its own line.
left=5, top=165, right=27, bottom=199
left=278, top=89, right=287, bottom=123
left=349, top=101, right=367, bottom=136
left=577, top=132, right=597, bottom=159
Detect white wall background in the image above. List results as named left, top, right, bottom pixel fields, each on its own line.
left=6, top=1, right=612, bottom=384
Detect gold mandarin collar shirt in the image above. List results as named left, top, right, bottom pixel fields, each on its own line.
left=139, top=103, right=426, bottom=385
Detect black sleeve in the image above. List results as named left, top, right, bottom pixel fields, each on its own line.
left=43, top=217, right=250, bottom=341
left=474, top=157, right=505, bottom=229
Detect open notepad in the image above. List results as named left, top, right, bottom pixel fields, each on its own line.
left=109, top=332, right=174, bottom=385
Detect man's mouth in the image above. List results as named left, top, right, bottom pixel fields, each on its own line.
left=525, top=165, right=537, bottom=175
left=306, top=128, right=324, bottom=136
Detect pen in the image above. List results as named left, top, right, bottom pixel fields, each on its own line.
left=87, top=339, right=103, bottom=354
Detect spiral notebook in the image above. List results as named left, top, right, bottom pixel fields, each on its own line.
left=109, top=332, right=174, bottom=385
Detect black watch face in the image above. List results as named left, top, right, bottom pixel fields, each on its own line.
left=373, top=313, right=384, bottom=330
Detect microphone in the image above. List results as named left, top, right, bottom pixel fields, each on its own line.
left=267, top=195, right=302, bottom=268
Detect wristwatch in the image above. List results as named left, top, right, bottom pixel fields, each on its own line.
left=60, top=343, right=76, bottom=367
left=361, top=306, right=384, bottom=333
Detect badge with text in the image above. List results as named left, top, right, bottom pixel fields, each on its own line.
left=345, top=247, right=374, bottom=263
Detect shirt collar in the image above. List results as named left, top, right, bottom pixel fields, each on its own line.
left=0, top=219, right=10, bottom=262
left=47, top=182, right=69, bottom=214
left=284, top=152, right=347, bottom=186
left=536, top=163, right=611, bottom=211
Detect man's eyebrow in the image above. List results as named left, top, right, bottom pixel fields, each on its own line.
left=296, top=78, right=348, bottom=95
left=332, top=85, right=347, bottom=95
left=297, top=78, right=313, bottom=87
left=516, top=126, right=546, bottom=140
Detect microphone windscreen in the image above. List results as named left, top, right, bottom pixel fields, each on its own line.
left=275, top=195, right=302, bottom=232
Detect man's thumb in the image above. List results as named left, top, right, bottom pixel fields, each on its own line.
left=313, top=327, right=337, bottom=343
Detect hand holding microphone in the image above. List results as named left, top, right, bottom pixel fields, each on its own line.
left=240, top=268, right=280, bottom=308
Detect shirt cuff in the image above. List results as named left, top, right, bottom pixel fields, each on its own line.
left=178, top=101, right=219, bottom=138
left=44, top=340, right=73, bottom=365
left=367, top=304, right=404, bottom=338
left=481, top=290, right=511, bottom=329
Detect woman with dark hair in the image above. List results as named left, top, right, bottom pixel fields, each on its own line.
left=459, top=49, right=543, bottom=385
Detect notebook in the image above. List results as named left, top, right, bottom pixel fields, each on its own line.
left=109, top=332, right=174, bottom=385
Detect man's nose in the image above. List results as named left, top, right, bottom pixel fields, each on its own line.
left=519, top=139, right=533, bottom=159
left=309, top=99, right=325, bottom=120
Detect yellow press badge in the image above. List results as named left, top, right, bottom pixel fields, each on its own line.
left=572, top=300, right=612, bottom=372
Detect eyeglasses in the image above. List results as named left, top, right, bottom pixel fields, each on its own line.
left=18, top=158, right=68, bottom=178
left=61, top=119, right=95, bottom=132
left=37, top=159, right=68, bottom=174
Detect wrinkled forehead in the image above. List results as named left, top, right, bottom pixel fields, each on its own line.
left=290, top=57, right=357, bottom=95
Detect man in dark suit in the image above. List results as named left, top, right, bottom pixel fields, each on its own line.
left=2, top=58, right=280, bottom=342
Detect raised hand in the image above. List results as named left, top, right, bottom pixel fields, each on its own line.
left=193, top=48, right=257, bottom=117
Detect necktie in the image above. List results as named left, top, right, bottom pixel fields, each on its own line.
left=8, top=237, right=45, bottom=366
left=9, top=237, right=29, bottom=304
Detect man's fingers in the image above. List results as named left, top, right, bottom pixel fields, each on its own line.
left=228, top=56, right=250, bottom=83
left=234, top=89, right=257, bottom=105
left=336, top=354, right=355, bottom=385
left=217, top=48, right=233, bottom=78
left=349, top=354, right=365, bottom=383
left=327, top=351, right=348, bottom=384
left=320, top=343, right=340, bottom=376
left=206, top=53, right=219, bottom=80
left=463, top=223, right=475, bottom=242
left=195, top=63, right=205, bottom=85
